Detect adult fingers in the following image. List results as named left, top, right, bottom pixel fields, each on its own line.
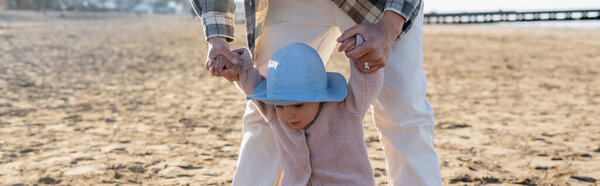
left=346, top=45, right=355, bottom=52
left=338, top=38, right=355, bottom=52
left=355, top=49, right=386, bottom=63
left=337, top=25, right=363, bottom=43
left=207, top=43, right=238, bottom=64
left=352, top=59, right=368, bottom=73
left=338, top=40, right=353, bottom=52
left=205, top=58, right=213, bottom=72
left=215, top=55, right=230, bottom=73
left=354, top=59, right=384, bottom=73
left=364, top=64, right=384, bottom=73
left=346, top=42, right=373, bottom=60
left=355, top=61, right=370, bottom=73
left=345, top=40, right=356, bottom=52
left=206, top=46, right=221, bottom=61
left=215, top=60, right=242, bottom=77
left=337, top=42, right=346, bottom=52
left=209, top=65, right=216, bottom=75
left=353, top=53, right=377, bottom=65
left=355, top=62, right=383, bottom=73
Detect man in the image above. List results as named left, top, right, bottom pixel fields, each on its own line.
left=191, top=0, right=441, bottom=185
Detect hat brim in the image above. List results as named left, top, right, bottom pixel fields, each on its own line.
left=247, top=72, right=348, bottom=105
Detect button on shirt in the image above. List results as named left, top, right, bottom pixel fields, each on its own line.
left=235, top=59, right=383, bottom=185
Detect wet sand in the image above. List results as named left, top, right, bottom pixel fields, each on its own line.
left=0, top=10, right=599, bottom=185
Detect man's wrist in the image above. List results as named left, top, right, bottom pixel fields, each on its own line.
left=208, top=36, right=227, bottom=44
left=379, top=10, right=406, bottom=37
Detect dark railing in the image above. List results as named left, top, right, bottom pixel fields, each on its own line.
left=424, top=9, right=600, bottom=24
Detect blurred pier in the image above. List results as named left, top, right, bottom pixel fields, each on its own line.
left=424, top=9, right=600, bottom=24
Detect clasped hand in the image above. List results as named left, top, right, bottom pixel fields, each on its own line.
left=336, top=11, right=406, bottom=73
left=205, top=47, right=252, bottom=82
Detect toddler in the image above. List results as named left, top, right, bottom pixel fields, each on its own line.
left=209, top=39, right=383, bottom=185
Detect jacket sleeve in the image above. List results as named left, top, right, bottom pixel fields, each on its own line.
left=340, top=59, right=384, bottom=116
left=190, top=0, right=236, bottom=42
left=340, top=35, right=384, bottom=115
left=233, top=52, right=277, bottom=122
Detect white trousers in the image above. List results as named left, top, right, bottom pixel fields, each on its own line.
left=232, top=0, right=441, bottom=185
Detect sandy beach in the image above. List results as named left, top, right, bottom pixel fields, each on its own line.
left=1, top=10, right=599, bottom=185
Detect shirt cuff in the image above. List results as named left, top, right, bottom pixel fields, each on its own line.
left=385, top=0, right=420, bottom=23
left=201, top=11, right=235, bottom=42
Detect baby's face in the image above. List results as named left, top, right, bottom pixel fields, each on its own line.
left=275, top=102, right=321, bottom=130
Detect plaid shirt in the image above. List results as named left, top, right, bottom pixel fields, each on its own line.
left=191, top=0, right=422, bottom=53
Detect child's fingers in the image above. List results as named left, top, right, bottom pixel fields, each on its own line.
left=231, top=48, right=247, bottom=64
left=231, top=48, right=252, bottom=65
left=231, top=48, right=245, bottom=55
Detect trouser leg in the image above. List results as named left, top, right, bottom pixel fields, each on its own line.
left=370, top=5, right=442, bottom=186
left=328, top=1, right=441, bottom=185
left=232, top=102, right=281, bottom=186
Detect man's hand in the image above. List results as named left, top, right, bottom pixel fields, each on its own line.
left=339, top=35, right=372, bottom=72
left=205, top=37, right=241, bottom=76
left=206, top=48, right=253, bottom=82
left=336, top=11, right=406, bottom=73
left=338, top=36, right=357, bottom=53
left=220, top=48, right=254, bottom=82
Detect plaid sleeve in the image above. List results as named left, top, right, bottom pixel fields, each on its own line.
left=190, top=0, right=236, bottom=42
left=384, top=0, right=420, bottom=21
left=384, top=0, right=422, bottom=40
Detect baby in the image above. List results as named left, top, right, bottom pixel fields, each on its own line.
left=208, top=38, right=383, bottom=185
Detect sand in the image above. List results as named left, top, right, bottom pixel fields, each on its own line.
left=1, top=10, right=599, bottom=185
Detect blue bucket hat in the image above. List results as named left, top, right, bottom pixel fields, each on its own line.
left=247, top=43, right=348, bottom=105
